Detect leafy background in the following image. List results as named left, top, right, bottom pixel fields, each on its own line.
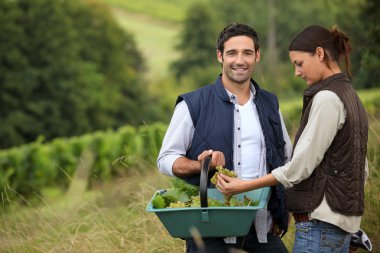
left=0, top=0, right=379, bottom=252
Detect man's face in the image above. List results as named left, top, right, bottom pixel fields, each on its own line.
left=217, top=36, right=259, bottom=85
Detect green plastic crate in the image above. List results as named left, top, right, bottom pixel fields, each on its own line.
left=146, top=186, right=270, bottom=238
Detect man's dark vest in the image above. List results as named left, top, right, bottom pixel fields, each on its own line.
left=286, top=73, right=368, bottom=215
left=176, top=75, right=289, bottom=233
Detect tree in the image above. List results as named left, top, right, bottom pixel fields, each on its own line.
left=170, top=0, right=371, bottom=94
left=357, top=0, right=380, bottom=88
left=170, top=2, right=219, bottom=84
left=0, top=0, right=145, bottom=149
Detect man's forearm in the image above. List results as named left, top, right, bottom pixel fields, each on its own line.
left=172, top=156, right=201, bottom=177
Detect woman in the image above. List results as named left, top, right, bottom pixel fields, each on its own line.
left=217, top=25, right=369, bottom=253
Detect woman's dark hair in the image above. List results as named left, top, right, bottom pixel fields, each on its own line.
left=216, top=23, right=260, bottom=54
left=288, top=25, right=352, bottom=78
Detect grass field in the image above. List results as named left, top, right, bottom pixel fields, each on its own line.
left=0, top=169, right=184, bottom=253
left=1, top=116, right=378, bottom=253
left=0, top=163, right=376, bottom=252
left=0, top=168, right=296, bottom=253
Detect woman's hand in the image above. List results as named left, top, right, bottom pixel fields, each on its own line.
left=216, top=173, right=251, bottom=197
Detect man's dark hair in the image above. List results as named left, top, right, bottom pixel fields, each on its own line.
left=216, top=23, right=260, bottom=53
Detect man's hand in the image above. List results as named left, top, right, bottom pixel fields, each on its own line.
left=172, top=150, right=225, bottom=177
left=197, top=150, right=225, bottom=169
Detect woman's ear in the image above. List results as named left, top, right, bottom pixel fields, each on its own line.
left=315, top=47, right=325, bottom=61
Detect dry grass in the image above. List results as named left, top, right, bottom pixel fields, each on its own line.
left=1, top=165, right=378, bottom=252
left=0, top=168, right=185, bottom=253
left=0, top=119, right=378, bottom=253
left=0, top=165, right=297, bottom=253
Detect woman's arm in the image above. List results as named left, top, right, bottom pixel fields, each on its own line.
left=217, top=90, right=346, bottom=196
left=272, top=90, right=345, bottom=187
left=217, top=173, right=279, bottom=196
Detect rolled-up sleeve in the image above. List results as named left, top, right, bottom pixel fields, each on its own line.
left=157, top=101, right=194, bottom=177
left=272, top=91, right=345, bottom=188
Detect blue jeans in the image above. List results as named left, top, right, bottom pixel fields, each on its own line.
left=293, top=220, right=351, bottom=253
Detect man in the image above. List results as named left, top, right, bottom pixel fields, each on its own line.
left=157, top=23, right=291, bottom=253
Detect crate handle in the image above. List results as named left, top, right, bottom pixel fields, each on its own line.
left=200, top=155, right=211, bottom=208
left=201, top=209, right=209, bottom=222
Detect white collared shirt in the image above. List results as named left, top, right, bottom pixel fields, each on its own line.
left=272, top=90, right=369, bottom=233
left=157, top=84, right=292, bottom=242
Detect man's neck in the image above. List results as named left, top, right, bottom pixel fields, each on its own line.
left=222, top=77, right=251, bottom=105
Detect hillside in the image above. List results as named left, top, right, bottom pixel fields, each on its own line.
left=97, top=0, right=202, bottom=80
left=110, top=8, right=179, bottom=79
left=99, top=0, right=199, bottom=23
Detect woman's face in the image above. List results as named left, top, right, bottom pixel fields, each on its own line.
left=289, top=50, right=326, bottom=85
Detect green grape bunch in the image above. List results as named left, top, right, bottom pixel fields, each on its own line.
left=209, top=165, right=238, bottom=205
left=150, top=176, right=259, bottom=209
left=210, top=165, right=237, bottom=185
left=169, top=201, right=188, bottom=208
left=190, top=196, right=224, bottom=207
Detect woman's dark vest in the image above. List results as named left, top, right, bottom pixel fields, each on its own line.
left=176, top=76, right=289, bottom=233
left=286, top=73, right=368, bottom=215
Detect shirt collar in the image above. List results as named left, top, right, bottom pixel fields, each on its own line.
left=225, top=82, right=256, bottom=104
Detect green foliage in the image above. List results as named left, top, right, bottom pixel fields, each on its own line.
left=153, top=190, right=259, bottom=208
left=357, top=89, right=380, bottom=117
left=111, top=8, right=179, bottom=80
left=170, top=2, right=219, bottom=84
left=210, top=0, right=265, bottom=26
left=151, top=194, right=166, bottom=209
left=151, top=178, right=198, bottom=209
left=97, top=0, right=376, bottom=119
left=0, top=122, right=168, bottom=205
left=0, top=0, right=146, bottom=149
left=170, top=177, right=199, bottom=197
left=146, top=76, right=196, bottom=124
left=279, top=88, right=380, bottom=136
left=179, top=66, right=221, bottom=91
left=164, top=189, right=191, bottom=204
left=168, top=0, right=373, bottom=94
left=356, top=0, right=380, bottom=89
left=136, top=123, right=168, bottom=165
left=0, top=89, right=378, bottom=207
left=151, top=177, right=258, bottom=209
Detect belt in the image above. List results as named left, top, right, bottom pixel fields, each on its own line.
left=293, top=212, right=310, bottom=222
